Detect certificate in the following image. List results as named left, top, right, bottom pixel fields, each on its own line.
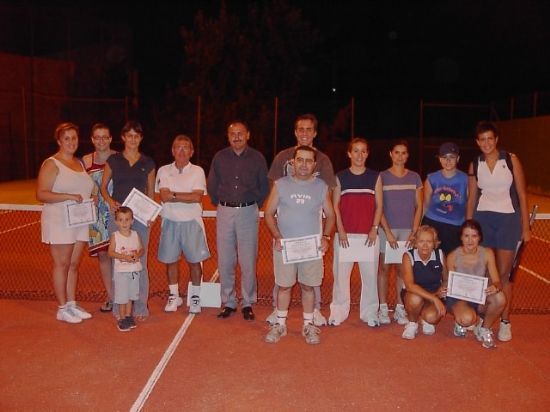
left=447, top=271, right=488, bottom=305
left=338, top=234, right=378, bottom=263
left=384, top=241, right=407, bottom=264
left=281, top=235, right=322, bottom=264
left=122, top=188, right=162, bottom=226
left=64, top=198, right=97, bottom=228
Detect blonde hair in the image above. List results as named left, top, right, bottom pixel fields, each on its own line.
left=412, top=225, right=441, bottom=248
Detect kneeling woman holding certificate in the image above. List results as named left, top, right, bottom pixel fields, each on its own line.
left=401, top=226, right=447, bottom=340
left=446, top=219, right=505, bottom=349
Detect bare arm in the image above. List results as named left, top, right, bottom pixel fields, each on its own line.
left=264, top=184, right=283, bottom=250
left=407, top=186, right=423, bottom=247
left=100, top=162, right=119, bottom=212
left=368, top=175, right=384, bottom=246
left=159, top=188, right=203, bottom=203
left=320, top=187, right=335, bottom=253
left=466, top=162, right=477, bottom=219
left=146, top=169, right=156, bottom=199
left=485, top=248, right=502, bottom=294
left=332, top=178, right=348, bottom=247
left=510, top=154, right=530, bottom=242
left=36, top=159, right=82, bottom=203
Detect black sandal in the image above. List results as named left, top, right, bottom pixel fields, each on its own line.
left=100, top=301, right=113, bottom=312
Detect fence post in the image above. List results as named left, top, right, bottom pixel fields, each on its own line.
left=21, top=87, right=30, bottom=179
left=273, top=96, right=278, bottom=156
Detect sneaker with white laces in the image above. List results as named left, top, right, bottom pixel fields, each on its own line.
left=189, top=295, right=201, bottom=314
left=302, top=323, right=321, bottom=344
left=393, top=305, right=409, bottom=325
left=266, top=308, right=278, bottom=325
left=402, top=321, right=418, bottom=340
left=164, top=295, right=183, bottom=312
left=476, top=326, right=497, bottom=349
left=497, top=320, right=512, bottom=342
left=56, top=307, right=82, bottom=324
left=453, top=322, right=467, bottom=337
left=421, top=320, right=436, bottom=335
left=313, top=308, right=327, bottom=326
left=67, top=302, right=92, bottom=320
left=265, top=323, right=287, bottom=343
left=378, top=304, right=391, bottom=325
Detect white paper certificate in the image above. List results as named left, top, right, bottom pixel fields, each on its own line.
left=281, top=235, right=322, bottom=264
left=64, top=199, right=97, bottom=228
left=447, top=271, right=488, bottom=305
left=384, top=241, right=408, bottom=264
left=338, top=234, right=378, bottom=262
left=122, top=188, right=162, bottom=226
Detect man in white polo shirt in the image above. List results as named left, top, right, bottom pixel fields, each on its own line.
left=156, top=134, right=210, bottom=314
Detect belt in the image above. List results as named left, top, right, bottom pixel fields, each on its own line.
left=219, top=200, right=256, bottom=208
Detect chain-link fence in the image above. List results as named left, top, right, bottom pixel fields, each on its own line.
left=1, top=205, right=548, bottom=313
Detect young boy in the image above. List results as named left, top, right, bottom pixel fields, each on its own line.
left=108, top=206, right=144, bottom=332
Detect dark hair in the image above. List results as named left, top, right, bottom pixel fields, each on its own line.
left=294, top=113, right=318, bottom=131
left=475, top=121, right=498, bottom=138
left=348, top=137, right=369, bottom=153
left=293, top=145, right=317, bottom=162
left=390, top=139, right=409, bottom=151
left=54, top=122, right=79, bottom=141
left=121, top=120, right=143, bottom=136
left=227, top=120, right=249, bottom=132
left=90, top=123, right=111, bottom=137
left=115, top=206, right=133, bottom=219
left=459, top=219, right=483, bottom=243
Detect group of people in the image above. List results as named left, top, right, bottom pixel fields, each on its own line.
left=36, top=116, right=530, bottom=347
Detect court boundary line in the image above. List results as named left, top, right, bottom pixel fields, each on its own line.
left=519, top=265, right=550, bottom=285
left=130, top=269, right=220, bottom=412
left=0, top=220, right=40, bottom=235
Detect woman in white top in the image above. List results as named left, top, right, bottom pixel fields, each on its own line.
left=36, top=122, right=94, bottom=324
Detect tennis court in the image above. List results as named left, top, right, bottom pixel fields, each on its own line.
left=1, top=181, right=549, bottom=410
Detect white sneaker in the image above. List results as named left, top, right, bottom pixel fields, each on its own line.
left=266, top=308, right=278, bottom=325
left=378, top=304, right=391, bottom=325
left=313, top=308, right=327, bottom=327
left=497, top=321, right=512, bottom=342
left=476, top=326, right=497, bottom=349
left=265, top=323, right=287, bottom=343
left=56, top=307, right=82, bottom=324
left=393, top=305, right=409, bottom=325
left=453, top=322, right=467, bottom=337
left=328, top=318, right=341, bottom=326
left=189, top=295, right=201, bottom=314
left=165, top=295, right=183, bottom=312
left=421, top=320, right=436, bottom=335
left=402, top=321, right=418, bottom=340
left=364, top=312, right=380, bottom=328
left=67, top=302, right=92, bottom=320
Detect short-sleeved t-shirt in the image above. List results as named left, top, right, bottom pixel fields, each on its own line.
left=156, top=162, right=206, bottom=222
left=381, top=169, right=422, bottom=229
left=275, top=176, right=327, bottom=239
left=107, top=153, right=155, bottom=203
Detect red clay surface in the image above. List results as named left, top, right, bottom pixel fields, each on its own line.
left=1, top=298, right=549, bottom=411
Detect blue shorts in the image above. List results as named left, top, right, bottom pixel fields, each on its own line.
left=473, top=210, right=521, bottom=251
left=158, top=219, right=210, bottom=264
left=114, top=271, right=140, bottom=304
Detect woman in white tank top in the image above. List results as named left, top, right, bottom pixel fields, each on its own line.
left=36, top=122, right=94, bottom=324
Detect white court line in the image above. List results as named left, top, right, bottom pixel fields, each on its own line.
left=533, top=235, right=550, bottom=245
left=130, top=269, right=220, bottom=412
left=519, top=265, right=550, bottom=285
left=0, top=220, right=40, bottom=235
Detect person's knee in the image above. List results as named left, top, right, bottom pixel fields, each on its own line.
left=455, top=307, right=476, bottom=326
left=300, top=284, right=314, bottom=293
left=488, top=292, right=506, bottom=312
left=423, top=309, right=442, bottom=324
left=404, top=293, right=422, bottom=310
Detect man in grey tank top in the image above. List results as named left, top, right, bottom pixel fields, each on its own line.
left=264, top=146, right=335, bottom=344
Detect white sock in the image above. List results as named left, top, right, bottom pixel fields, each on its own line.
left=190, top=285, right=201, bottom=297
left=380, top=303, right=388, bottom=310
left=276, top=310, right=288, bottom=326
left=168, top=284, right=179, bottom=296
left=396, top=303, right=405, bottom=310
left=303, top=312, right=314, bottom=326
left=66, top=300, right=76, bottom=307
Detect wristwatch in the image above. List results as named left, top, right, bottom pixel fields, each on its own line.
left=322, top=235, right=331, bottom=241
left=172, top=192, right=177, bottom=200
